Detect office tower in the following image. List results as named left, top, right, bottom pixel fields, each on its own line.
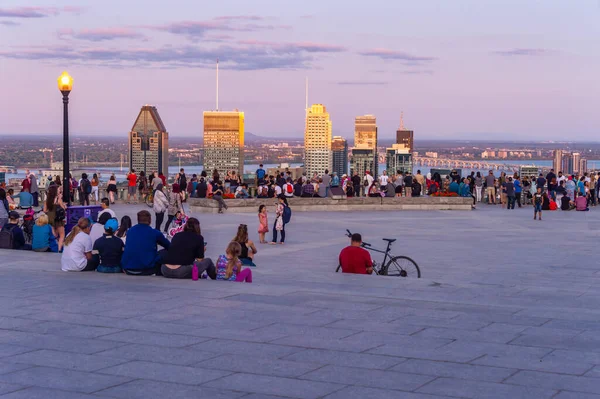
left=396, top=113, right=414, bottom=152
left=203, top=111, right=245, bottom=177
left=580, top=158, right=588, bottom=174
left=304, top=104, right=332, bottom=177
left=352, top=148, right=377, bottom=179
left=353, top=115, right=378, bottom=178
left=572, top=152, right=581, bottom=174
left=331, top=136, right=348, bottom=177
left=129, top=105, right=169, bottom=175
left=561, top=153, right=573, bottom=175
left=386, top=145, right=413, bottom=175
left=553, top=150, right=563, bottom=172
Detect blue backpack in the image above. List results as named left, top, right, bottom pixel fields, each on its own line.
left=282, top=205, right=291, bottom=224
left=256, top=168, right=266, bottom=180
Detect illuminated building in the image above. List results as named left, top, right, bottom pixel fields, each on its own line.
left=304, top=104, right=332, bottom=176
left=353, top=115, right=378, bottom=178
left=203, top=111, right=245, bottom=177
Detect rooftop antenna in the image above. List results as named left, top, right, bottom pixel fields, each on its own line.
left=400, top=111, right=405, bottom=130
left=216, top=58, right=219, bottom=111
left=305, top=76, right=309, bottom=116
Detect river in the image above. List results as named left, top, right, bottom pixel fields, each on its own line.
left=5, top=160, right=599, bottom=183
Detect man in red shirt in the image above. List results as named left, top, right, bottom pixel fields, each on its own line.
left=127, top=169, right=137, bottom=204
left=339, top=233, right=373, bottom=274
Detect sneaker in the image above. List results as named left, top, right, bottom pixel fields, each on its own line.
left=200, top=272, right=208, bottom=279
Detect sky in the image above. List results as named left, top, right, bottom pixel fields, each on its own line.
left=0, top=0, right=599, bottom=140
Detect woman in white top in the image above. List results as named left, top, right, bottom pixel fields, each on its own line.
left=153, top=184, right=169, bottom=231
left=61, top=218, right=95, bottom=272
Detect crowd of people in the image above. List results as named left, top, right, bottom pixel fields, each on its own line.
left=2, top=164, right=596, bottom=278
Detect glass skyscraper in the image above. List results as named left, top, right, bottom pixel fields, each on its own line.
left=129, top=105, right=169, bottom=175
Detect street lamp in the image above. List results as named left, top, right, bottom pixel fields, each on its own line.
left=57, top=71, right=73, bottom=205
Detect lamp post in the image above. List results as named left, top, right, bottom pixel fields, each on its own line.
left=57, top=71, right=73, bottom=205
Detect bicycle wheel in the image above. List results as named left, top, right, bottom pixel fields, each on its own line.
left=145, top=193, right=154, bottom=208
left=385, top=256, right=421, bottom=278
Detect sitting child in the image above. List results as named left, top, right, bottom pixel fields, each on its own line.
left=92, top=218, right=123, bottom=273
left=216, top=241, right=252, bottom=283
left=32, top=213, right=58, bottom=252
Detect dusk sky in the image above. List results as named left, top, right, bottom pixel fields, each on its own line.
left=1, top=0, right=599, bottom=140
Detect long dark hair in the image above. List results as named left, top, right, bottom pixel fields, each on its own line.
left=233, top=224, right=249, bottom=244
left=116, top=215, right=132, bottom=238
left=46, top=184, right=58, bottom=211
left=278, top=194, right=288, bottom=207
left=183, top=217, right=201, bottom=235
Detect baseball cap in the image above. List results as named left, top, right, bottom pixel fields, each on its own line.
left=8, top=211, right=19, bottom=220
left=104, top=218, right=118, bottom=232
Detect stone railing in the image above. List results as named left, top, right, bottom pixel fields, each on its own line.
left=188, top=196, right=473, bottom=213
left=11, top=186, right=134, bottom=205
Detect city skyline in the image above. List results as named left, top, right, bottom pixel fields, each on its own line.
left=1, top=0, right=599, bottom=139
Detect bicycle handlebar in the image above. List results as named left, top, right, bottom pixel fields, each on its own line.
left=345, top=229, right=352, bottom=237
left=362, top=242, right=371, bottom=248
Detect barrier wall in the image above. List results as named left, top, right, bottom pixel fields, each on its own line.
left=188, top=196, right=473, bottom=213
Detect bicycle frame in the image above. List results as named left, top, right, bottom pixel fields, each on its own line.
left=345, top=229, right=394, bottom=269
left=361, top=242, right=394, bottom=267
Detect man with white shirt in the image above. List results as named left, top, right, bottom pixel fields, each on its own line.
left=363, top=171, right=374, bottom=197
left=283, top=178, right=294, bottom=198
left=97, top=198, right=116, bottom=219
left=378, top=170, right=388, bottom=192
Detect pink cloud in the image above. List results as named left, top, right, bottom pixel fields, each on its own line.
left=493, top=48, right=552, bottom=57
left=0, top=6, right=83, bottom=18
left=359, top=48, right=437, bottom=64
left=58, top=28, right=146, bottom=42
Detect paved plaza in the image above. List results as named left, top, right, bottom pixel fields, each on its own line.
left=1, top=204, right=600, bottom=398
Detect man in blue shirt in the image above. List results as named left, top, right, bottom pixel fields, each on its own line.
left=122, top=210, right=170, bottom=276
left=256, top=165, right=266, bottom=185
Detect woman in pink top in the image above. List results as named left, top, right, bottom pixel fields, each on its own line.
left=575, top=192, right=589, bottom=211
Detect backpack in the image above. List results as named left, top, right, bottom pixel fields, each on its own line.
left=363, top=177, right=369, bottom=187
left=55, top=205, right=66, bottom=222
left=286, top=184, right=293, bottom=194
left=0, top=229, right=14, bottom=249
left=82, top=179, right=92, bottom=194
left=256, top=169, right=265, bottom=180
left=71, top=178, right=79, bottom=189
left=282, top=205, right=291, bottom=224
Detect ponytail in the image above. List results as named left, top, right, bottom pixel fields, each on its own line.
left=225, top=241, right=242, bottom=279
left=64, top=217, right=90, bottom=246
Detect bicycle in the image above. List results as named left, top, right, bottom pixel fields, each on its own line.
left=144, top=191, right=154, bottom=208
left=336, top=229, right=421, bottom=278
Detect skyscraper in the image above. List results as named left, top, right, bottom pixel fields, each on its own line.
left=553, top=150, right=563, bottom=172
left=561, top=153, right=574, bottom=175
left=386, top=145, right=413, bottom=175
left=203, top=111, right=245, bottom=177
left=353, top=115, right=378, bottom=179
left=580, top=158, right=588, bottom=174
left=304, top=104, right=332, bottom=177
left=572, top=152, right=581, bottom=174
left=129, top=105, right=169, bottom=175
left=331, top=136, right=348, bottom=177
left=396, top=113, right=414, bottom=152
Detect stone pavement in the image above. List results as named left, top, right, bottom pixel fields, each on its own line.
left=1, top=203, right=600, bottom=398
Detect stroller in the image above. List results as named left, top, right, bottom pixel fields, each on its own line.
left=21, top=208, right=40, bottom=245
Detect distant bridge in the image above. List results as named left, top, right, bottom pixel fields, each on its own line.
left=413, top=157, right=524, bottom=172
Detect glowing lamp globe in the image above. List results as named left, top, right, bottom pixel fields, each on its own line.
left=57, top=71, right=73, bottom=92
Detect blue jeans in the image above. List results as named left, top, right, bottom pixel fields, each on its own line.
left=272, top=221, right=285, bottom=243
